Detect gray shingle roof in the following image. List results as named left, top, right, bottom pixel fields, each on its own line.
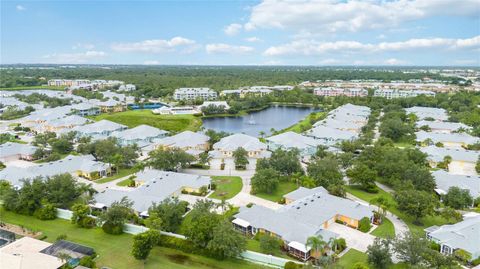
left=0, top=142, right=38, bottom=159
left=112, top=125, right=168, bottom=141
left=266, top=131, right=321, bottom=150
left=420, top=146, right=479, bottom=163
left=213, top=133, right=267, bottom=151
left=415, top=131, right=480, bottom=145
left=153, top=131, right=209, bottom=148
left=432, top=170, right=480, bottom=198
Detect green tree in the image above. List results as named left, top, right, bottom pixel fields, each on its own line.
left=148, top=148, right=195, bottom=171
left=259, top=234, right=280, bottom=254
left=71, top=203, right=95, bottom=228
left=131, top=230, right=161, bottom=263
left=147, top=197, right=187, bottom=232
left=98, top=197, right=133, bottom=234
left=306, top=236, right=327, bottom=258
left=347, top=164, right=377, bottom=192
left=206, top=220, right=246, bottom=259
left=251, top=168, right=279, bottom=194
left=395, top=190, right=437, bottom=224
left=233, top=147, right=249, bottom=169
left=307, top=157, right=343, bottom=188
left=443, top=186, right=473, bottom=209
left=183, top=200, right=220, bottom=248
left=393, top=232, right=430, bottom=266
left=267, top=149, right=303, bottom=176
left=367, top=238, right=392, bottom=269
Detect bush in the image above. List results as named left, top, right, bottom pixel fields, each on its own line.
left=429, top=241, right=440, bottom=251
left=472, top=258, right=480, bottom=266
left=259, top=234, right=281, bottom=254
left=102, top=222, right=123, bottom=235
left=34, top=204, right=57, bottom=220
left=56, top=234, right=67, bottom=241
left=358, top=217, right=372, bottom=233
left=79, top=256, right=96, bottom=268
left=352, top=262, right=369, bottom=269
left=79, top=216, right=96, bottom=228
left=334, top=238, right=347, bottom=253
left=284, top=261, right=299, bottom=269
left=246, top=203, right=254, bottom=208
left=365, top=185, right=379, bottom=193
left=335, top=219, right=344, bottom=225
left=210, top=183, right=217, bottom=190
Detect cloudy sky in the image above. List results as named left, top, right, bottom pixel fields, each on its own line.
left=1, top=0, right=479, bottom=66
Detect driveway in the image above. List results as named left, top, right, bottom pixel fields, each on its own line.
left=326, top=222, right=375, bottom=252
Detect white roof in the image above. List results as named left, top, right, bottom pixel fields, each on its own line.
left=288, top=241, right=311, bottom=253
left=0, top=237, right=63, bottom=269
left=213, top=133, right=267, bottom=151
left=153, top=131, right=209, bottom=149
left=232, top=218, right=250, bottom=227
left=112, top=124, right=167, bottom=141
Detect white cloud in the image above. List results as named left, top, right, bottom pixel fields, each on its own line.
left=205, top=43, right=255, bottom=54
left=42, top=51, right=106, bottom=63
left=111, top=37, right=196, bottom=53
left=384, top=58, right=407, bottom=65
left=143, top=60, right=160, bottom=65
left=245, top=37, right=261, bottom=42
left=264, top=36, right=480, bottom=56
left=224, top=23, right=243, bottom=36
left=16, top=5, right=25, bottom=11
left=244, top=0, right=480, bottom=34
left=72, top=43, right=95, bottom=50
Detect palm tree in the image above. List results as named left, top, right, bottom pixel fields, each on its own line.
left=259, top=131, right=266, bottom=138
left=306, top=235, right=327, bottom=261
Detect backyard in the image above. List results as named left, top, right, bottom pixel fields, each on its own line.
left=280, top=111, right=326, bottom=133
left=90, top=110, right=202, bottom=133
left=371, top=218, right=395, bottom=238
left=95, top=167, right=139, bottom=184
left=209, top=176, right=243, bottom=200
left=254, top=181, right=298, bottom=202
left=0, top=208, right=266, bottom=269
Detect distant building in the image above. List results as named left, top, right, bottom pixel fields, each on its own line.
left=173, top=88, right=217, bottom=101
left=97, top=99, right=126, bottom=113
left=149, top=131, right=210, bottom=156
left=71, top=103, right=100, bottom=116
left=374, top=89, right=436, bottom=99
left=415, top=131, right=479, bottom=148
left=405, top=106, right=448, bottom=121
left=314, top=87, right=368, bottom=97
left=416, top=120, right=471, bottom=134
left=118, top=84, right=136, bottom=91
left=152, top=106, right=199, bottom=115
left=220, top=88, right=272, bottom=98
left=112, top=124, right=168, bottom=147
left=73, top=119, right=127, bottom=139
left=266, top=131, right=322, bottom=156
left=197, top=101, right=230, bottom=111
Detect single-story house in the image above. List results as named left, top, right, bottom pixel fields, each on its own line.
left=210, top=133, right=271, bottom=159
left=148, top=131, right=210, bottom=156
left=314, top=118, right=365, bottom=133
left=415, top=131, right=480, bottom=148
left=73, top=119, right=128, bottom=139
left=431, top=170, right=480, bottom=199
left=305, top=125, right=358, bottom=146
left=111, top=124, right=168, bottom=147
left=416, top=120, right=471, bottom=134
left=93, top=169, right=211, bottom=214
left=420, top=146, right=479, bottom=175
left=425, top=215, right=480, bottom=260
left=233, top=187, right=374, bottom=261
left=41, top=115, right=90, bottom=132
left=0, top=155, right=112, bottom=186
left=405, top=106, right=448, bottom=121
left=71, top=103, right=100, bottom=116
left=0, top=142, right=38, bottom=162
left=97, top=99, right=126, bottom=113
left=266, top=131, right=322, bottom=156
left=0, top=237, right=64, bottom=269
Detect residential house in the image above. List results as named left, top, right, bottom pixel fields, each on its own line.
left=173, top=88, right=217, bottom=101
left=210, top=133, right=270, bottom=159
left=97, top=99, right=126, bottom=113
left=0, top=155, right=111, bottom=187
left=111, top=124, right=168, bottom=147
left=305, top=125, right=358, bottom=146
left=0, top=142, right=38, bottom=162
left=93, top=169, right=211, bottom=214
left=266, top=131, right=322, bottom=156
left=405, top=106, right=448, bottom=121
left=0, top=237, right=64, bottom=269
left=416, top=120, right=471, bottom=134
left=152, top=106, right=199, bottom=115
left=233, top=187, right=373, bottom=260
left=415, top=131, right=480, bottom=148
left=420, top=146, right=479, bottom=175
left=197, top=101, right=230, bottom=111
left=425, top=215, right=480, bottom=260
left=220, top=88, right=273, bottom=98
left=73, top=119, right=127, bottom=139
left=71, top=103, right=100, bottom=116
left=118, top=84, right=136, bottom=91
left=148, top=131, right=210, bottom=156
left=42, top=115, right=90, bottom=132
left=431, top=170, right=480, bottom=199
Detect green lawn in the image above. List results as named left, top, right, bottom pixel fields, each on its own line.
left=0, top=208, right=265, bottom=269
left=95, top=167, right=139, bottom=184
left=210, top=176, right=243, bottom=200
left=90, top=110, right=202, bottom=133
left=280, top=111, right=326, bottom=133
left=371, top=218, right=395, bottom=239
left=246, top=238, right=293, bottom=260
left=116, top=177, right=136, bottom=187
left=254, top=181, right=298, bottom=202
left=336, top=249, right=368, bottom=268
left=346, top=185, right=452, bottom=235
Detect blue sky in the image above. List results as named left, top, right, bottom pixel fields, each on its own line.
left=1, top=0, right=479, bottom=66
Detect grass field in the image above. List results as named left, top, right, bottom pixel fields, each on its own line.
left=210, top=176, right=243, bottom=200
left=90, top=110, right=202, bottom=133
left=280, top=111, right=326, bottom=133
left=345, top=185, right=451, bottom=235
left=254, top=181, right=298, bottom=202
left=371, top=218, right=395, bottom=238
left=95, top=167, right=138, bottom=184
left=0, top=208, right=265, bottom=269
left=336, top=249, right=368, bottom=268
left=246, top=238, right=292, bottom=260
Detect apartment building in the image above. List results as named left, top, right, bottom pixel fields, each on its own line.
left=374, top=89, right=436, bottom=99
left=173, top=88, right=217, bottom=101
left=314, top=87, right=368, bottom=97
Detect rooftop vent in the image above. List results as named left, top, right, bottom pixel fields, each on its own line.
left=296, top=207, right=300, bottom=210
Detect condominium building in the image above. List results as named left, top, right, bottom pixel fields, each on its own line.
left=314, top=87, right=368, bottom=97
left=373, top=89, right=436, bottom=99
left=173, top=88, right=217, bottom=101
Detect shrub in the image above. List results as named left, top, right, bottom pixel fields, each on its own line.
left=56, top=234, right=67, bottom=241
left=365, top=185, right=379, bottom=193
left=210, top=183, right=217, bottom=190
left=246, top=203, right=254, bottom=208
left=278, top=197, right=286, bottom=204
left=352, top=262, right=369, bottom=269
left=358, top=217, right=372, bottom=233
left=472, top=257, right=480, bottom=266
left=259, top=234, right=281, bottom=254
left=79, top=216, right=96, bottom=228
left=335, top=219, right=344, bottom=225
left=34, top=204, right=57, bottom=220
left=429, top=241, right=440, bottom=251
left=284, top=261, right=299, bottom=269
left=333, top=238, right=347, bottom=253
left=102, top=222, right=123, bottom=235
left=79, top=256, right=96, bottom=268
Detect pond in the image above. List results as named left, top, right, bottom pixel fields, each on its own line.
left=202, top=105, right=320, bottom=137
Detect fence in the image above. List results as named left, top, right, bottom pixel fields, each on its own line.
left=56, top=208, right=297, bottom=268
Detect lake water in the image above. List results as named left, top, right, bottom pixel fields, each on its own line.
left=202, top=105, right=319, bottom=137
